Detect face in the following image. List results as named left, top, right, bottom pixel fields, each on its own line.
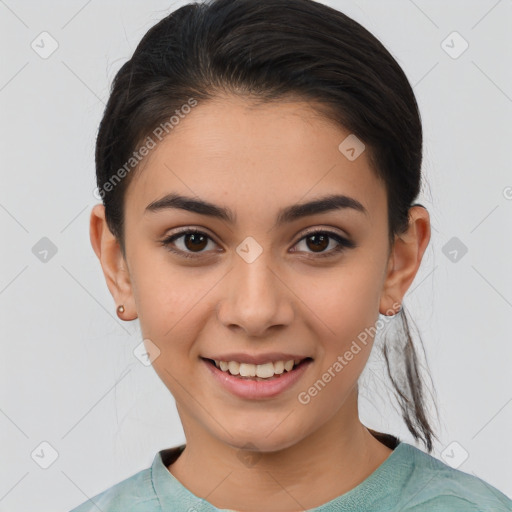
left=118, top=95, right=396, bottom=452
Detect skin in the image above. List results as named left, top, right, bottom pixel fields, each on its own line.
left=90, top=94, right=430, bottom=512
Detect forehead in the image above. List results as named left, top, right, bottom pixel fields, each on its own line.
left=125, top=95, right=386, bottom=224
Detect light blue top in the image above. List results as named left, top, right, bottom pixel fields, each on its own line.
left=69, top=440, right=512, bottom=511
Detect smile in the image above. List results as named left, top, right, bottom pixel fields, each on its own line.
left=211, top=358, right=306, bottom=379
left=201, top=357, right=313, bottom=399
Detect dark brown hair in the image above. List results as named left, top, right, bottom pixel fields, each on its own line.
left=95, top=0, right=438, bottom=452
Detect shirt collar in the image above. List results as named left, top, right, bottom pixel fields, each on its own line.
left=151, top=444, right=237, bottom=511
left=150, top=441, right=411, bottom=511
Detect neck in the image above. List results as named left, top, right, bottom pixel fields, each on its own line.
left=167, top=390, right=393, bottom=511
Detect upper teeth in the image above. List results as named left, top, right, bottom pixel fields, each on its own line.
left=214, top=359, right=302, bottom=378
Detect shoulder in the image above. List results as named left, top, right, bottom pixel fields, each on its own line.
left=396, top=443, right=512, bottom=512
left=68, top=466, right=159, bottom=512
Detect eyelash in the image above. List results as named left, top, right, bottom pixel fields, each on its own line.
left=160, top=228, right=356, bottom=260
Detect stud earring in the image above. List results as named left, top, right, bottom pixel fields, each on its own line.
left=117, top=305, right=125, bottom=317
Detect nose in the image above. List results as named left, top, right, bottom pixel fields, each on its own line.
left=216, top=249, right=294, bottom=337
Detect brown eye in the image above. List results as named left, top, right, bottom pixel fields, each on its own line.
left=292, top=230, right=356, bottom=258
left=183, top=232, right=208, bottom=251
left=161, top=229, right=217, bottom=258
left=305, top=233, right=330, bottom=252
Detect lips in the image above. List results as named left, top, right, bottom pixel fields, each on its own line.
left=201, top=356, right=313, bottom=399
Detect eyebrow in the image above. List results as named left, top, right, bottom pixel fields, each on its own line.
left=145, top=192, right=368, bottom=227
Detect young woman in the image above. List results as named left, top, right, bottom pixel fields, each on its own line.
left=71, top=0, right=512, bottom=510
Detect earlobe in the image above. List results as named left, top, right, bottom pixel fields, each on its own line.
left=89, top=204, right=137, bottom=320
left=379, top=206, right=431, bottom=315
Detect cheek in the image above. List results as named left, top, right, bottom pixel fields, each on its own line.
left=130, top=254, right=223, bottom=376
left=298, top=262, right=383, bottom=397
left=303, top=263, right=382, bottom=341
left=129, top=249, right=198, bottom=341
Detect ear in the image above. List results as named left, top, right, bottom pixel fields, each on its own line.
left=379, top=205, right=431, bottom=315
left=89, top=204, right=137, bottom=320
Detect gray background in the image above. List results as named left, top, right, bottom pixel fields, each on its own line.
left=1, top=0, right=511, bottom=510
